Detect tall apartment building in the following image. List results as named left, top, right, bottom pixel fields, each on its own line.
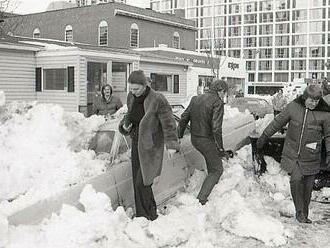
left=151, top=0, right=330, bottom=94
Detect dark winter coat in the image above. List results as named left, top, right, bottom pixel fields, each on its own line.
left=92, top=95, right=123, bottom=116
left=177, top=91, right=225, bottom=150
left=119, top=88, right=180, bottom=185
left=262, top=96, right=330, bottom=175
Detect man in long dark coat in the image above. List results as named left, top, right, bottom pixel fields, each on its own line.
left=119, top=70, right=180, bottom=220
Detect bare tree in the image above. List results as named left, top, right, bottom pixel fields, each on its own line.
left=203, top=30, right=227, bottom=79
left=0, top=0, right=20, bottom=37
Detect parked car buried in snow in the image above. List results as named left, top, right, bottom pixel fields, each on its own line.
left=8, top=111, right=255, bottom=226
left=228, top=97, right=273, bottom=119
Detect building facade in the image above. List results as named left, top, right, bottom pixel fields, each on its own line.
left=6, top=2, right=196, bottom=51
left=76, top=0, right=125, bottom=7
left=151, top=0, right=330, bottom=94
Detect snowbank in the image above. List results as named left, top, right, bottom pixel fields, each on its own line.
left=2, top=100, right=326, bottom=247
left=0, top=102, right=106, bottom=216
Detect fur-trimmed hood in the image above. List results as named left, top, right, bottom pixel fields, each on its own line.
left=294, top=95, right=330, bottom=112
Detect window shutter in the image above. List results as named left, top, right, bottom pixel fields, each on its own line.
left=173, top=75, right=179, bottom=93
left=150, top=73, right=156, bottom=90
left=68, top=66, right=75, bottom=92
left=35, top=67, right=42, bottom=92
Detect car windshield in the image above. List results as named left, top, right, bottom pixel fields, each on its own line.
left=89, top=130, right=115, bottom=154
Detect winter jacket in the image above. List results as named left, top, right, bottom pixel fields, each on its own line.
left=272, top=93, right=287, bottom=111
left=262, top=96, right=330, bottom=175
left=92, top=95, right=123, bottom=116
left=119, top=88, right=180, bottom=185
left=177, top=91, right=225, bottom=150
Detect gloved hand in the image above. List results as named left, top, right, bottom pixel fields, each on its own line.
left=218, top=148, right=232, bottom=160
left=256, top=134, right=268, bottom=153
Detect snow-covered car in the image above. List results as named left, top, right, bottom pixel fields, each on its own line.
left=8, top=111, right=255, bottom=225
left=228, top=97, right=273, bottom=119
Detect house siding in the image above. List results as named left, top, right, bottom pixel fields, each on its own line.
left=139, top=62, right=187, bottom=105
left=36, top=54, right=80, bottom=112
left=0, top=49, right=36, bottom=102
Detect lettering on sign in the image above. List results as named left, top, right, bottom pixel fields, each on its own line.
left=175, top=56, right=210, bottom=65
left=228, top=62, right=239, bottom=70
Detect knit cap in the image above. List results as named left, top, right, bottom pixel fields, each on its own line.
left=128, top=70, right=147, bottom=86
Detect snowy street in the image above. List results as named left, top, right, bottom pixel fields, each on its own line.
left=0, top=99, right=330, bottom=247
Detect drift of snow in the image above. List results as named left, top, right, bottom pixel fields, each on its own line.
left=0, top=101, right=107, bottom=216
left=2, top=99, right=330, bottom=248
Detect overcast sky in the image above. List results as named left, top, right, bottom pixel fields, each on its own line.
left=9, top=0, right=149, bottom=14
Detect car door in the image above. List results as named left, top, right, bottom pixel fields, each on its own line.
left=152, top=142, right=193, bottom=205
left=110, top=133, right=135, bottom=210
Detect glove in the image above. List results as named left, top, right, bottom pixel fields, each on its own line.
left=218, top=148, right=232, bottom=160
left=256, top=134, right=268, bottom=153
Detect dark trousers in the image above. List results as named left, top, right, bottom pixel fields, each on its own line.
left=131, top=134, right=157, bottom=220
left=289, top=163, right=315, bottom=219
left=191, top=135, right=223, bottom=204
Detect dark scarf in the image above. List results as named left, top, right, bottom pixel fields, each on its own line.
left=130, top=86, right=150, bottom=127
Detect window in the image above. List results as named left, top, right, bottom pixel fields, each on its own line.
left=173, top=32, right=180, bottom=49
left=275, top=61, right=289, bottom=70
left=229, top=27, right=240, bottom=36
left=99, top=21, right=108, bottom=46
left=292, top=47, right=307, bottom=58
left=275, top=48, right=289, bottom=58
left=246, top=61, right=256, bottom=70
left=259, top=48, right=272, bottom=58
left=65, top=25, right=73, bottom=42
left=291, top=60, right=306, bottom=70
left=33, top=28, right=40, bottom=38
left=292, top=10, right=307, bottom=21
left=42, top=67, right=74, bottom=91
left=130, top=23, right=139, bottom=48
left=310, top=47, right=325, bottom=57
left=150, top=73, right=179, bottom=93
left=292, top=23, right=308, bottom=33
left=248, top=73, right=255, bottom=82
left=259, top=61, right=272, bottom=70
left=260, top=13, right=273, bottom=23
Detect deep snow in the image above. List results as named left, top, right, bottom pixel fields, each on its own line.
left=0, top=91, right=330, bottom=248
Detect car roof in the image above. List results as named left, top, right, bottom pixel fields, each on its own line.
left=232, top=97, right=269, bottom=103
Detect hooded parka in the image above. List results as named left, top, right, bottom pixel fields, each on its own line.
left=262, top=96, right=330, bottom=175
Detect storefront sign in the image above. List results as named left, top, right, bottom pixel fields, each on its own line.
left=174, top=56, right=210, bottom=66
left=150, top=50, right=219, bottom=68
left=228, top=62, right=239, bottom=70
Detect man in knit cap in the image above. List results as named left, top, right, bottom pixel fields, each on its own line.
left=178, top=79, right=228, bottom=205
left=257, top=84, right=330, bottom=223
left=119, top=70, right=179, bottom=220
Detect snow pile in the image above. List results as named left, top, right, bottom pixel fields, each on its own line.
left=4, top=145, right=293, bottom=248
left=0, top=102, right=106, bottom=216
left=224, top=104, right=251, bottom=119
left=3, top=100, right=327, bottom=247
